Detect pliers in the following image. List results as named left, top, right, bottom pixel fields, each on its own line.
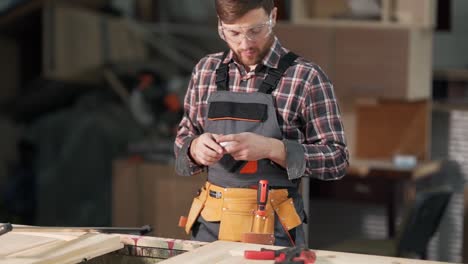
left=244, top=246, right=316, bottom=264
left=0, top=223, right=12, bottom=236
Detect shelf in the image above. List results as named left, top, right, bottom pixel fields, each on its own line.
left=289, top=18, right=427, bottom=29
left=291, top=0, right=436, bottom=29
left=434, top=69, right=468, bottom=82
left=433, top=101, right=468, bottom=112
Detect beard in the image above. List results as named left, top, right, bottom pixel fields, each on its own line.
left=236, top=47, right=261, bottom=66
left=231, top=35, right=274, bottom=69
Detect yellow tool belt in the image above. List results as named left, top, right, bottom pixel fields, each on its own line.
left=185, top=182, right=302, bottom=242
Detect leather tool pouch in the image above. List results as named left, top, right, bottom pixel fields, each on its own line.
left=184, top=184, right=210, bottom=234
left=200, top=191, right=223, bottom=222
left=272, top=197, right=302, bottom=231
left=184, top=183, right=302, bottom=240
left=185, top=196, right=204, bottom=234
left=218, top=198, right=258, bottom=241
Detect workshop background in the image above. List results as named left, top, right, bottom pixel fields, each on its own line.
left=0, top=0, right=467, bottom=263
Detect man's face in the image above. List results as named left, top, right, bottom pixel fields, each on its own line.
left=219, top=8, right=276, bottom=68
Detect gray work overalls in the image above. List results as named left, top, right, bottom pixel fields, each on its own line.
left=191, top=51, right=306, bottom=247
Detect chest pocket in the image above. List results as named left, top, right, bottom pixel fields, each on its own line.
left=208, top=101, right=268, bottom=122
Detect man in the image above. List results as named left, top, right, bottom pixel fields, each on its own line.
left=174, top=0, right=348, bottom=247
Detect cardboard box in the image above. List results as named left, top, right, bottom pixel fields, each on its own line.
left=305, top=0, right=349, bottom=19
left=334, top=26, right=432, bottom=100
left=112, top=160, right=206, bottom=240
left=43, top=6, right=148, bottom=82
left=276, top=24, right=432, bottom=101
left=275, top=23, right=334, bottom=77
left=355, top=99, right=430, bottom=160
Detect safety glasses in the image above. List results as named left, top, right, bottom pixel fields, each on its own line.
left=218, top=14, right=273, bottom=44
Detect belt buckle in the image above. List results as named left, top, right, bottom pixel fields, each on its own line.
left=209, top=190, right=222, bottom=199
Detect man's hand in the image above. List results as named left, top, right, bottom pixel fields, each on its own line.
left=217, top=133, right=285, bottom=167
left=190, top=133, right=224, bottom=166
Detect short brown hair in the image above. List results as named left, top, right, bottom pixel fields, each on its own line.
left=215, top=0, right=274, bottom=23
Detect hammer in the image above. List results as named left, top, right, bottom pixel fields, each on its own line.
left=241, top=180, right=275, bottom=245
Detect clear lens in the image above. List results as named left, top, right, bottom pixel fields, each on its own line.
left=220, top=19, right=272, bottom=44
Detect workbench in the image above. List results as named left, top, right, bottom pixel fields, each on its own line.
left=159, top=240, right=455, bottom=264
left=0, top=226, right=456, bottom=264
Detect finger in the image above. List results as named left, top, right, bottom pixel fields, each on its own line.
left=198, top=154, right=216, bottom=166
left=198, top=134, right=223, bottom=154
left=217, top=134, right=238, bottom=143
left=211, top=134, right=224, bottom=143
left=211, top=134, right=228, bottom=153
left=202, top=153, right=223, bottom=165
left=224, top=142, right=242, bottom=154
left=231, top=153, right=246, bottom=161
left=205, top=140, right=223, bottom=154
left=201, top=147, right=223, bottom=159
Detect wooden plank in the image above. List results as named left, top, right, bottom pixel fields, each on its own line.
left=119, top=235, right=207, bottom=252
left=0, top=259, right=38, bottom=264
left=159, top=240, right=454, bottom=264
left=34, top=233, right=121, bottom=264
left=0, top=230, right=122, bottom=264
left=0, top=233, right=58, bottom=257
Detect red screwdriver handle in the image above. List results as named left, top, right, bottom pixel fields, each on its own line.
left=257, top=180, right=269, bottom=214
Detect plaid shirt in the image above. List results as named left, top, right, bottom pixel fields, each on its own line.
left=175, top=37, right=348, bottom=181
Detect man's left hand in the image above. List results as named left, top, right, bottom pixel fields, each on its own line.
left=217, top=132, right=272, bottom=161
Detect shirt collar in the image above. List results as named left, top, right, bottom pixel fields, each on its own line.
left=261, top=36, right=287, bottom=69
left=222, top=36, right=288, bottom=70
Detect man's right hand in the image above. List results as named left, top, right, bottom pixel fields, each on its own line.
left=190, top=133, right=224, bottom=166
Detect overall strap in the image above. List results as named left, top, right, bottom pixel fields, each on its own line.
left=258, top=52, right=299, bottom=94
left=215, top=50, right=230, bottom=91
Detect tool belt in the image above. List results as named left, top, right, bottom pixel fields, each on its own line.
left=184, top=182, right=302, bottom=242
